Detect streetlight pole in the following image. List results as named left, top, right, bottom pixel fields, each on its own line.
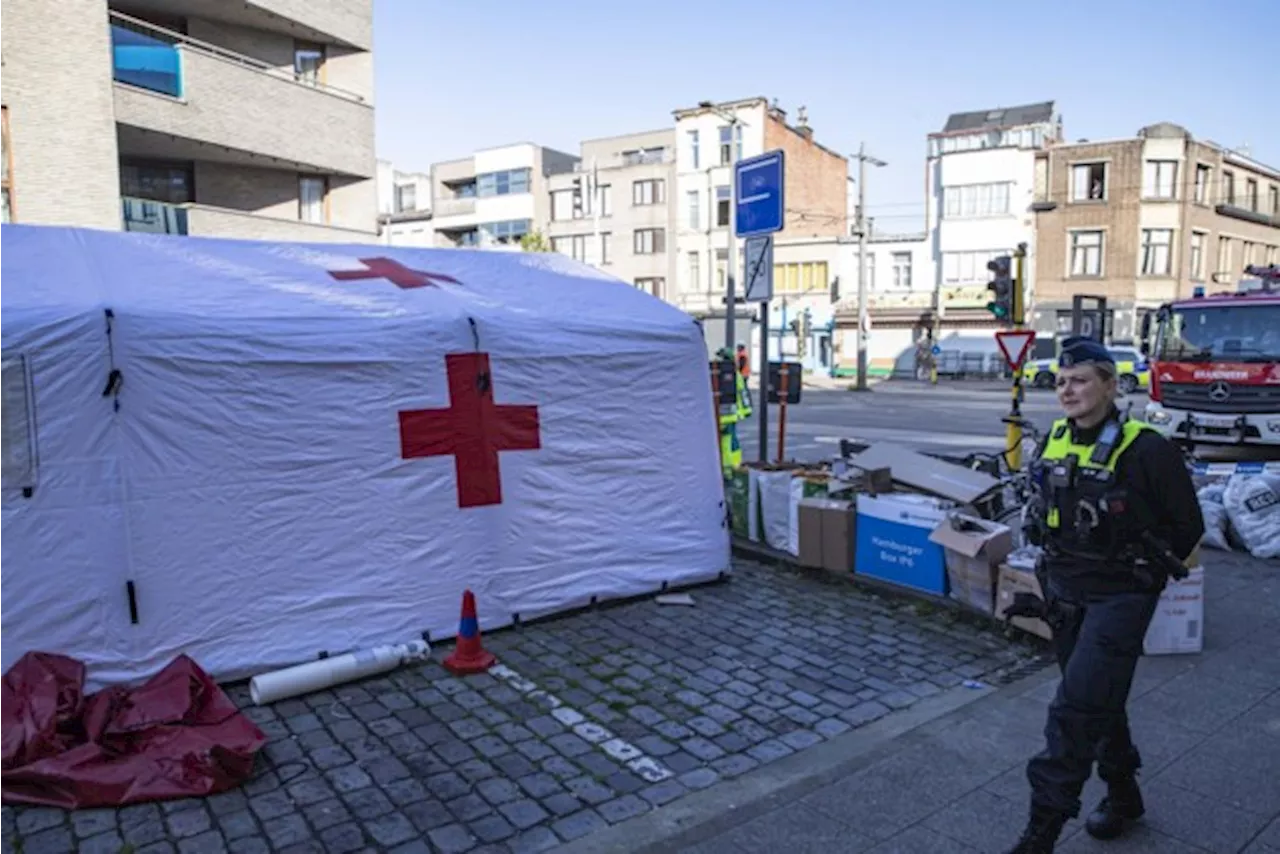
left=852, top=143, right=886, bottom=391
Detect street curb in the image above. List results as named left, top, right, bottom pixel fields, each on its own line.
left=553, top=654, right=1060, bottom=854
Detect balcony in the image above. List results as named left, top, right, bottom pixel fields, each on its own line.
left=122, top=197, right=377, bottom=243
left=110, top=13, right=374, bottom=178
left=433, top=197, right=477, bottom=218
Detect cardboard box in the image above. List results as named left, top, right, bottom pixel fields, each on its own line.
left=996, top=563, right=1053, bottom=641
left=798, top=498, right=856, bottom=573
left=929, top=515, right=1014, bottom=614
left=1144, top=566, right=1204, bottom=655
left=854, top=494, right=949, bottom=595
left=847, top=442, right=1001, bottom=506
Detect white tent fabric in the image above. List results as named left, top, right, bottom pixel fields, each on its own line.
left=1, top=225, right=729, bottom=689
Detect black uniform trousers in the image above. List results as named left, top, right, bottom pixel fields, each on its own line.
left=1025, top=575, right=1161, bottom=818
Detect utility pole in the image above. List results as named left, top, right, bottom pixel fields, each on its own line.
left=853, top=143, right=886, bottom=391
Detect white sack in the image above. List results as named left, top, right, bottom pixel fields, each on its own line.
left=1196, top=484, right=1231, bottom=552
left=1222, top=474, right=1280, bottom=560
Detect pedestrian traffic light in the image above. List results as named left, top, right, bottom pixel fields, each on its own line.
left=986, top=255, right=1014, bottom=322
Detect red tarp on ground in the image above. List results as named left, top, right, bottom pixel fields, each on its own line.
left=1, top=652, right=267, bottom=809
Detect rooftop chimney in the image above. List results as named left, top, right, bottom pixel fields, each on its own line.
left=796, top=106, right=812, bottom=139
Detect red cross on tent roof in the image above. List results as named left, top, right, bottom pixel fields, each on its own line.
left=399, top=353, right=540, bottom=508
left=329, top=257, right=459, bottom=289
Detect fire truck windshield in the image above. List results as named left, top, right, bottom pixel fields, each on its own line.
left=1157, top=303, right=1280, bottom=362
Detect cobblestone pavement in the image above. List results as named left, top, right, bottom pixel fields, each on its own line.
left=2, top=560, right=1043, bottom=854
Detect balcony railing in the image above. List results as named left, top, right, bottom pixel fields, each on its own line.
left=433, top=197, right=477, bottom=218
left=108, top=11, right=366, bottom=103
left=122, top=197, right=189, bottom=235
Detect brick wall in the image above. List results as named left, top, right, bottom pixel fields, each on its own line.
left=763, top=118, right=847, bottom=240
left=112, top=48, right=374, bottom=178
left=1, top=0, right=122, bottom=229
left=1034, top=139, right=1144, bottom=303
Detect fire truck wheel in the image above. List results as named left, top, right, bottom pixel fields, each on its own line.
left=1118, top=374, right=1138, bottom=395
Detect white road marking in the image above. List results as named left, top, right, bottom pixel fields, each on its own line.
left=488, top=663, right=674, bottom=783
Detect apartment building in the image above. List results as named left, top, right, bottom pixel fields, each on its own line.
left=926, top=101, right=1062, bottom=313
left=1031, top=121, right=1280, bottom=341
left=427, top=144, right=577, bottom=249
left=1, top=0, right=378, bottom=242
left=672, top=97, right=849, bottom=351
left=544, top=129, right=676, bottom=299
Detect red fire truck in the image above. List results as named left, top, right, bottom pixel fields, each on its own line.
left=1141, top=265, right=1280, bottom=450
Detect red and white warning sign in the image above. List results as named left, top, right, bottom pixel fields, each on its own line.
left=995, top=329, right=1036, bottom=371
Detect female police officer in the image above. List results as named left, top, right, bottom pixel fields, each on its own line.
left=1004, top=336, right=1204, bottom=853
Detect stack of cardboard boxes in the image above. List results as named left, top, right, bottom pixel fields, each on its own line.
left=731, top=440, right=1206, bottom=656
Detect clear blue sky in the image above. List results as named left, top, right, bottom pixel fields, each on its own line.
left=374, top=0, right=1278, bottom=232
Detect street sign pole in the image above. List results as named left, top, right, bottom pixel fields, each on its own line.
left=735, top=150, right=785, bottom=464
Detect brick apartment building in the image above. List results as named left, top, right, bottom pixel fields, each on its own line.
left=1031, top=121, right=1280, bottom=341
left=672, top=97, right=848, bottom=353
left=1, top=0, right=378, bottom=242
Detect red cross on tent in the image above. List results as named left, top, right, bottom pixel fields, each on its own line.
left=399, top=353, right=541, bottom=508
left=329, top=257, right=460, bottom=289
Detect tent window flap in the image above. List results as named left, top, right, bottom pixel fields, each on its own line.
left=2, top=354, right=39, bottom=493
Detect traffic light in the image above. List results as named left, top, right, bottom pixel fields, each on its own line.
left=986, top=255, right=1013, bottom=322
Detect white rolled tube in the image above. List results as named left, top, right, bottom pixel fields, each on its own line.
left=249, top=640, right=430, bottom=706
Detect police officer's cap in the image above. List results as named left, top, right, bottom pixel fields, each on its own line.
left=1058, top=336, right=1114, bottom=368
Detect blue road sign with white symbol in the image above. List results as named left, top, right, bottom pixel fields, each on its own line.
left=734, top=150, right=785, bottom=237
left=931, top=345, right=941, bottom=356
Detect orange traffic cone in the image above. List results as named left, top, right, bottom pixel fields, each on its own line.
left=443, top=589, right=496, bottom=675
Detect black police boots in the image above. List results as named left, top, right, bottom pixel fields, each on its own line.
left=1086, top=777, right=1145, bottom=839
left=1005, top=804, right=1068, bottom=853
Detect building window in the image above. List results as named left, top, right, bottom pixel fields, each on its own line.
left=1142, top=160, right=1178, bottom=200
left=1071, top=163, right=1107, bottom=201
left=1189, top=231, right=1206, bottom=280
left=633, top=228, right=665, bottom=255
left=299, top=175, right=327, bottom=223
left=773, top=262, right=829, bottom=293
left=598, top=184, right=612, bottom=217
left=686, top=190, right=700, bottom=229
left=1246, top=178, right=1258, bottom=211
left=1069, top=230, right=1104, bottom=277
left=942, top=182, right=1011, bottom=218
left=1140, top=228, right=1173, bottom=276
left=477, top=168, right=531, bottom=197
left=1222, top=171, right=1235, bottom=205
left=716, top=248, right=728, bottom=290
left=1243, top=241, right=1257, bottom=266
left=2, top=106, right=13, bottom=222
left=600, top=232, right=611, bottom=265
left=551, top=189, right=578, bottom=221
left=635, top=278, right=665, bottom=298
left=1271, top=185, right=1279, bottom=216
left=1218, top=236, right=1232, bottom=278
left=687, top=130, right=700, bottom=170
left=623, top=147, right=665, bottom=166
left=688, top=252, right=700, bottom=290
left=715, top=186, right=730, bottom=227
left=863, top=254, right=876, bottom=290
left=941, top=249, right=1008, bottom=285
left=394, top=184, right=416, bottom=213
left=121, top=159, right=195, bottom=204
left=891, top=252, right=912, bottom=288
left=632, top=179, right=664, bottom=206
left=480, top=219, right=530, bottom=244
left=1195, top=164, right=1211, bottom=204
left=294, top=40, right=325, bottom=85
left=719, top=126, right=733, bottom=165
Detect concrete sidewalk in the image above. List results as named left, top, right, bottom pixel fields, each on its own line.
left=566, top=548, right=1280, bottom=853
